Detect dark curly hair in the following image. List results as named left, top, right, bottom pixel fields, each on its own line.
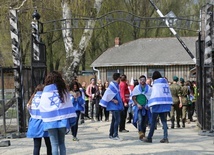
left=44, top=71, right=68, bottom=102
left=69, top=81, right=80, bottom=92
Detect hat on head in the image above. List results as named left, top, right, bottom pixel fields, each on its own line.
left=180, top=77, right=185, bottom=83
left=173, top=76, right=178, bottom=82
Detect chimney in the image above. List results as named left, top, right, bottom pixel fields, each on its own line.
left=114, top=37, right=120, bottom=47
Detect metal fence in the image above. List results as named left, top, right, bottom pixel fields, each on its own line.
left=0, top=67, right=32, bottom=138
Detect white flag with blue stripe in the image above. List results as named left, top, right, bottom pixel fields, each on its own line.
left=28, top=91, right=42, bottom=119
left=148, top=78, right=173, bottom=107
left=39, top=84, right=77, bottom=122
left=131, top=84, right=152, bottom=100
left=99, top=81, right=119, bottom=107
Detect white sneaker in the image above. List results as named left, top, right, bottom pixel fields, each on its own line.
left=112, top=136, right=122, bottom=141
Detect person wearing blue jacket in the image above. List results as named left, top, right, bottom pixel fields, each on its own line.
left=99, top=73, right=124, bottom=140
left=26, top=84, right=52, bottom=155
left=39, top=71, right=77, bottom=155
left=143, top=71, right=173, bottom=143
left=69, top=81, right=85, bottom=141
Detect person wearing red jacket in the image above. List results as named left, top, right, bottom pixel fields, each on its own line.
left=119, top=74, right=130, bottom=132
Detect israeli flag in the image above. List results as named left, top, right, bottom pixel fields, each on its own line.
left=148, top=78, right=173, bottom=107
left=79, top=88, right=86, bottom=113
left=39, top=84, right=77, bottom=122
left=131, top=84, right=152, bottom=100
left=28, top=91, right=43, bottom=119
left=131, top=84, right=151, bottom=128
left=99, top=81, right=119, bottom=107
left=79, top=88, right=85, bottom=101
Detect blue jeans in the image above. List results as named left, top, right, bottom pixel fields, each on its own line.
left=148, top=112, right=168, bottom=139
left=71, top=111, right=80, bottom=138
left=33, top=137, right=52, bottom=155
left=109, top=110, right=120, bottom=137
left=137, top=110, right=146, bottom=133
left=147, top=109, right=152, bottom=126
left=48, top=128, right=66, bottom=155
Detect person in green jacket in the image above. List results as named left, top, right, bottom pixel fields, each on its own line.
left=169, top=76, right=182, bottom=128
left=180, top=78, right=190, bottom=128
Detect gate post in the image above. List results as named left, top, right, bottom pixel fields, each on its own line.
left=9, top=9, right=25, bottom=133
left=204, top=4, right=214, bottom=132
left=31, top=10, right=47, bottom=91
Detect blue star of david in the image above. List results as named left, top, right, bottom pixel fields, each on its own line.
left=49, top=92, right=61, bottom=107
left=163, top=85, right=170, bottom=95
left=33, top=96, right=41, bottom=108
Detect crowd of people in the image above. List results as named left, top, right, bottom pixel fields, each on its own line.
left=26, top=70, right=197, bottom=155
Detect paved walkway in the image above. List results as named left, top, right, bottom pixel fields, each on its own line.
left=0, top=119, right=214, bottom=155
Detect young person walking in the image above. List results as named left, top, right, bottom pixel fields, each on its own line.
left=144, top=71, right=173, bottom=143
left=119, top=74, right=130, bottom=132
left=132, top=75, right=152, bottom=141
left=103, top=81, right=110, bottom=121
left=39, top=71, right=77, bottom=155
left=69, top=81, right=85, bottom=141
left=100, top=73, right=124, bottom=140
left=26, top=84, right=52, bottom=155
left=169, top=76, right=182, bottom=128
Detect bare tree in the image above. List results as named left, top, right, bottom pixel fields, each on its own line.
left=61, top=0, right=103, bottom=83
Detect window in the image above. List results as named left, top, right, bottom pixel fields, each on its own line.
left=148, top=68, right=165, bottom=78
left=106, top=69, right=124, bottom=81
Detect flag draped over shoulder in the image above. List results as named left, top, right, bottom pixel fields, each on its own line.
left=39, top=84, right=77, bottom=122
left=131, top=84, right=152, bottom=99
left=99, top=81, right=118, bottom=107
left=131, top=84, right=151, bottom=128
left=28, top=91, right=43, bottom=119
left=132, top=105, right=148, bottom=128
left=128, top=91, right=134, bottom=105
left=148, top=78, right=173, bottom=107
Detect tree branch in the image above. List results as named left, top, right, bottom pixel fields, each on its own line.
left=14, top=0, right=27, bottom=10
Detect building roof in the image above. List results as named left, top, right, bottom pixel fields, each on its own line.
left=91, top=37, right=197, bottom=67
